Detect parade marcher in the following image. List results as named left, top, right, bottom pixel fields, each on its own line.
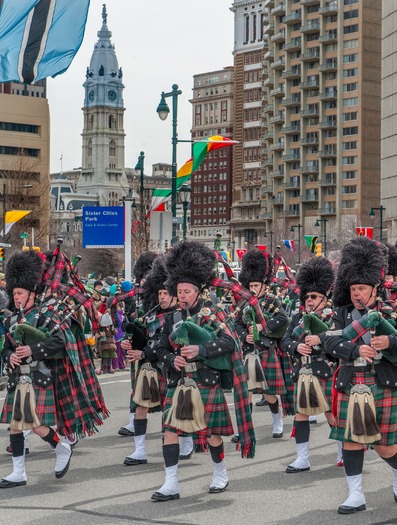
left=0, top=251, right=72, bottom=487
left=122, top=256, right=189, bottom=466
left=118, top=251, right=158, bottom=437
left=151, top=241, right=255, bottom=501
left=96, top=312, right=117, bottom=374
left=281, top=257, right=338, bottom=473
left=235, top=248, right=289, bottom=439
left=112, top=301, right=126, bottom=371
left=325, top=237, right=397, bottom=514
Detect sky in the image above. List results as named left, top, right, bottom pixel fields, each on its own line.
left=47, top=0, right=235, bottom=174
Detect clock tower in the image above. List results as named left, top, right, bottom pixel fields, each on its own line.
left=77, top=4, right=128, bottom=205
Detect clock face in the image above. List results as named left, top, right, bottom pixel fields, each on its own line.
left=88, top=90, right=95, bottom=101
left=108, top=89, right=117, bottom=101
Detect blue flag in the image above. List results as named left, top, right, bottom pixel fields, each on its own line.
left=0, top=0, right=90, bottom=84
left=283, top=240, right=295, bottom=252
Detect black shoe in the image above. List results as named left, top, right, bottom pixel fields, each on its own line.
left=209, top=482, right=229, bottom=494
left=394, top=493, right=397, bottom=503
left=179, top=451, right=193, bottom=460
left=286, top=465, right=310, bottom=473
left=25, top=448, right=29, bottom=455
left=0, top=478, right=27, bottom=488
left=230, top=435, right=239, bottom=443
left=55, top=448, right=73, bottom=480
left=309, top=419, right=318, bottom=425
left=118, top=427, right=135, bottom=437
left=123, top=457, right=148, bottom=466
left=256, top=398, right=268, bottom=407
left=272, top=432, right=283, bottom=438
left=151, top=491, right=180, bottom=501
left=337, top=503, right=366, bottom=514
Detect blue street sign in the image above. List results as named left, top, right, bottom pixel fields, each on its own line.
left=82, top=206, right=125, bottom=248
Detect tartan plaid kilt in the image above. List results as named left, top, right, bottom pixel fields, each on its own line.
left=130, top=366, right=166, bottom=415
left=260, top=347, right=287, bottom=396
left=330, top=371, right=397, bottom=445
left=1, top=381, right=57, bottom=427
left=162, top=370, right=234, bottom=438
left=293, top=373, right=333, bottom=414
left=279, top=349, right=295, bottom=416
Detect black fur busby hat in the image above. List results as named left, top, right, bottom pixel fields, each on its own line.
left=164, top=241, right=216, bottom=297
left=386, top=243, right=397, bottom=277
left=133, top=251, right=158, bottom=284
left=296, top=257, right=334, bottom=305
left=239, top=248, right=270, bottom=289
left=333, top=236, right=388, bottom=307
left=141, top=256, right=169, bottom=312
left=5, top=250, right=44, bottom=301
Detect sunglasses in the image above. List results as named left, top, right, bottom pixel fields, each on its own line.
left=305, top=293, right=324, bottom=301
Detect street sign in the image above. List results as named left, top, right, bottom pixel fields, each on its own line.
left=0, top=243, right=11, bottom=247
left=20, top=232, right=28, bottom=239
left=82, top=206, right=125, bottom=248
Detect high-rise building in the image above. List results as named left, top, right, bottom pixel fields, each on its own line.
left=0, top=80, right=50, bottom=249
left=189, top=67, right=234, bottom=250
left=230, top=1, right=267, bottom=251
left=262, top=0, right=381, bottom=251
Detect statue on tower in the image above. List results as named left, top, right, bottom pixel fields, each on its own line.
left=102, top=4, right=107, bottom=24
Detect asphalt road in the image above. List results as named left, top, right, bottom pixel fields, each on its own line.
left=0, top=371, right=396, bottom=525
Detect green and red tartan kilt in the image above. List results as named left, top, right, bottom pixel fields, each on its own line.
left=162, top=371, right=234, bottom=438
left=260, top=347, right=286, bottom=396
left=330, top=371, right=397, bottom=445
left=293, top=373, right=333, bottom=414
left=279, top=349, right=295, bottom=416
left=130, top=368, right=166, bottom=415
left=1, top=382, right=57, bottom=427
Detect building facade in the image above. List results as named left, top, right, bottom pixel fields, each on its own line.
left=261, top=0, right=381, bottom=251
left=0, top=80, right=50, bottom=250
left=230, top=1, right=267, bottom=251
left=189, top=67, right=234, bottom=252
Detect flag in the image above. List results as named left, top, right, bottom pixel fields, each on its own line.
left=192, top=135, right=238, bottom=173
left=1, top=210, right=31, bottom=236
left=0, top=0, right=90, bottom=84
left=304, top=235, right=318, bottom=253
left=283, top=240, right=295, bottom=252
left=355, top=227, right=373, bottom=239
left=236, top=249, right=247, bottom=260
left=255, top=244, right=267, bottom=253
left=150, top=157, right=193, bottom=213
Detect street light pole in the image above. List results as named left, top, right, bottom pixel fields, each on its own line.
left=135, top=151, right=147, bottom=249
left=123, top=189, right=135, bottom=281
left=264, top=230, right=274, bottom=254
left=290, top=224, right=302, bottom=265
left=157, top=84, right=182, bottom=245
left=178, top=183, right=191, bottom=241
left=369, top=205, right=386, bottom=242
left=315, top=218, right=328, bottom=257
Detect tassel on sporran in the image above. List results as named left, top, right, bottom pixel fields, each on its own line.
left=10, top=379, right=40, bottom=431
left=132, top=363, right=161, bottom=408
left=165, top=376, right=206, bottom=433
left=297, top=367, right=330, bottom=416
left=344, top=384, right=381, bottom=444
left=244, top=352, right=268, bottom=392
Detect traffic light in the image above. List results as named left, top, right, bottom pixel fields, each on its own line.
left=0, top=248, right=3, bottom=261
left=22, top=246, right=30, bottom=251
left=315, top=242, right=322, bottom=257
left=32, top=246, right=41, bottom=252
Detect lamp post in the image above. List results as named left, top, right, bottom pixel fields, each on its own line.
left=264, top=230, right=274, bottom=254
left=122, top=188, right=136, bottom=281
left=315, top=217, right=328, bottom=257
left=178, top=183, right=191, bottom=240
left=369, top=205, right=386, bottom=242
left=290, top=223, right=302, bottom=265
left=135, top=151, right=148, bottom=249
left=157, top=84, right=182, bottom=245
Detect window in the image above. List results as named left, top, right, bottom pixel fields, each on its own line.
left=343, top=53, right=358, bottom=63
left=343, top=82, right=358, bottom=92
left=344, top=24, right=358, bottom=34
left=342, top=170, right=358, bottom=179
left=344, top=9, right=358, bottom=19
left=343, top=97, right=358, bottom=107
left=342, top=141, right=357, bottom=150
left=343, top=68, right=358, bottom=78
left=342, top=200, right=357, bottom=208
left=342, top=156, right=358, bottom=165
left=344, top=0, right=358, bottom=5
left=343, top=112, right=358, bottom=121
left=342, top=185, right=357, bottom=194
left=343, top=126, right=358, bottom=135
left=109, top=140, right=116, bottom=156
left=344, top=39, right=358, bottom=49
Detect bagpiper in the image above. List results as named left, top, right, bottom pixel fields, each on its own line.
left=235, top=248, right=289, bottom=438
left=151, top=241, right=255, bottom=501
left=325, top=236, right=397, bottom=514
left=281, top=257, right=339, bottom=472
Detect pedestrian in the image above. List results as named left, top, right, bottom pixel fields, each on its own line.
left=112, top=301, right=126, bottom=371
left=97, top=312, right=117, bottom=374
left=325, top=237, right=397, bottom=514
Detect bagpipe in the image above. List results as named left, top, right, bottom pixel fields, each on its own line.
left=295, top=312, right=331, bottom=416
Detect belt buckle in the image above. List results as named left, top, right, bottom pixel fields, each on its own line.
left=19, top=365, right=31, bottom=375
left=354, top=357, right=367, bottom=367
left=185, top=362, right=197, bottom=373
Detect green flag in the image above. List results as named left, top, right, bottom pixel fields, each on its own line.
left=304, top=235, right=318, bottom=253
